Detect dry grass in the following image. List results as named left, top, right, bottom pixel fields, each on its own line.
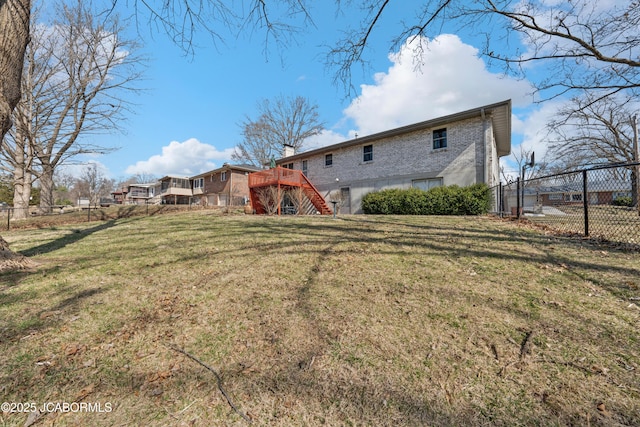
left=528, top=205, right=640, bottom=245
left=1, top=213, right=639, bottom=426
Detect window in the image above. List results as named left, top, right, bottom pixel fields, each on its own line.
left=363, top=144, right=373, bottom=162
left=283, top=163, right=294, bottom=169
left=548, top=193, right=562, bottom=201
left=221, top=171, right=227, bottom=182
left=412, top=178, right=443, bottom=191
left=193, top=178, right=204, bottom=189
left=433, top=128, right=447, bottom=149
left=564, top=193, right=582, bottom=202
left=325, top=153, right=333, bottom=167
left=302, top=160, right=308, bottom=176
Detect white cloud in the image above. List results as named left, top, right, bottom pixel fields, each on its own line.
left=125, top=138, right=234, bottom=177
left=341, top=34, right=534, bottom=136
left=304, top=129, right=347, bottom=151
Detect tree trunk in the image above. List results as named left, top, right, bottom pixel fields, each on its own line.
left=0, top=0, right=31, bottom=266
left=11, top=116, right=34, bottom=219
left=13, top=163, right=32, bottom=219
left=39, top=162, right=54, bottom=214
left=0, top=0, right=31, bottom=141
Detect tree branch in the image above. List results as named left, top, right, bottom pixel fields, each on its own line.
left=168, top=344, right=252, bottom=424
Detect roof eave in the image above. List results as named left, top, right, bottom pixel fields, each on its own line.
left=276, top=100, right=512, bottom=163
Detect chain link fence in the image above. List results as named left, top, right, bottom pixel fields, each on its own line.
left=490, top=162, right=640, bottom=245
left=1, top=203, right=226, bottom=231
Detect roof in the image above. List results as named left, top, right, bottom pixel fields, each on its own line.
left=276, top=99, right=512, bottom=162
left=128, top=182, right=157, bottom=188
left=190, top=163, right=262, bottom=179
left=159, top=175, right=190, bottom=181
left=524, top=180, right=631, bottom=194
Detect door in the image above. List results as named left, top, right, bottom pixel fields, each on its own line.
left=340, top=187, right=351, bottom=214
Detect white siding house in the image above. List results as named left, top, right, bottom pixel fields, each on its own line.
left=275, top=100, right=512, bottom=213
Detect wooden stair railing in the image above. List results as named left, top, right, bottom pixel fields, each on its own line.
left=248, top=167, right=333, bottom=215
left=299, top=174, right=332, bottom=215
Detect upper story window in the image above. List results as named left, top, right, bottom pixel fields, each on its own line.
left=302, top=160, right=308, bottom=176
left=193, top=178, right=204, bottom=189
left=325, top=153, right=333, bottom=167
left=283, top=163, right=294, bottom=169
left=363, top=144, right=373, bottom=162
left=171, top=177, right=191, bottom=189
left=433, top=128, right=447, bottom=149
left=221, top=171, right=227, bottom=182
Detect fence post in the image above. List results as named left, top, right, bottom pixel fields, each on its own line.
left=583, top=170, right=589, bottom=237
left=6, top=208, right=10, bottom=230
left=499, top=182, right=503, bottom=217
left=516, top=177, right=521, bottom=219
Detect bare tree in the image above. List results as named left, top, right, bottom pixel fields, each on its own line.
left=0, top=0, right=30, bottom=251
left=133, top=172, right=158, bottom=184
left=254, top=185, right=282, bottom=215
left=328, top=1, right=640, bottom=102
left=548, top=95, right=638, bottom=167
left=25, top=2, right=143, bottom=213
left=1, top=4, right=51, bottom=219
left=79, top=162, right=113, bottom=207
left=0, top=0, right=30, bottom=141
left=285, top=186, right=305, bottom=215
left=232, top=95, right=324, bottom=167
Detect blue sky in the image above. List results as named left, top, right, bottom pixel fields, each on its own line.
left=70, top=1, right=551, bottom=182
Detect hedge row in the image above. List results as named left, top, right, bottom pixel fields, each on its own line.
left=612, top=196, right=633, bottom=207
left=361, top=184, right=491, bottom=215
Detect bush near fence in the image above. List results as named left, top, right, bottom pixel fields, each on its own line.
left=362, top=183, right=491, bottom=215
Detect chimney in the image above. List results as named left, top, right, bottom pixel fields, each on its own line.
left=283, top=144, right=295, bottom=157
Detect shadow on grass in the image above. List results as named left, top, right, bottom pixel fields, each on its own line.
left=0, top=286, right=106, bottom=344
left=19, top=219, right=121, bottom=257
left=201, top=216, right=640, bottom=293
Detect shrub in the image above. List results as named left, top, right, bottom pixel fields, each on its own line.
left=612, top=196, right=633, bottom=207
left=361, top=183, right=491, bottom=215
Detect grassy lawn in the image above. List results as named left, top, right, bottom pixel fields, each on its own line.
left=527, top=205, right=640, bottom=245
left=1, top=212, right=639, bottom=426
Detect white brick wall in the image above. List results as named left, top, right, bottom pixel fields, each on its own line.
left=282, top=115, right=502, bottom=213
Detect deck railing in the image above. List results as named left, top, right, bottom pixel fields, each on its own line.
left=248, top=167, right=305, bottom=188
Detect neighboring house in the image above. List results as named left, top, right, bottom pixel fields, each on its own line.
left=125, top=182, right=158, bottom=205
left=123, top=164, right=261, bottom=206
left=190, top=163, right=261, bottom=206
left=507, top=180, right=634, bottom=211
left=111, top=188, right=127, bottom=204
left=159, top=176, right=192, bottom=205
left=274, top=100, right=512, bottom=213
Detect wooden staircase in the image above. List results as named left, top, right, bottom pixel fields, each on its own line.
left=248, top=167, right=333, bottom=215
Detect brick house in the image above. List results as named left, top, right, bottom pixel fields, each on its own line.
left=190, top=163, right=261, bottom=206
left=274, top=100, right=512, bottom=213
